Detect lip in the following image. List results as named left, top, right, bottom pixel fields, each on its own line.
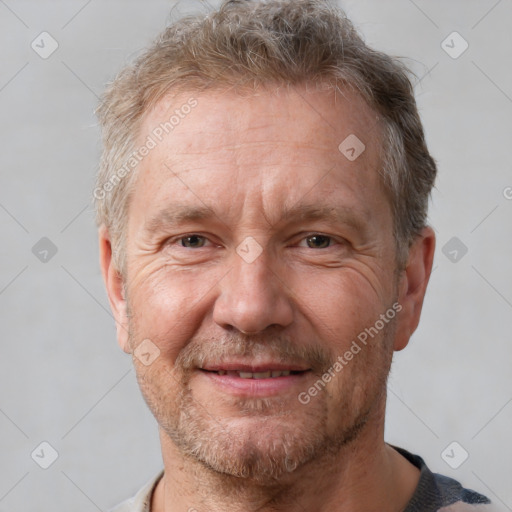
left=201, top=362, right=310, bottom=372
left=198, top=367, right=312, bottom=397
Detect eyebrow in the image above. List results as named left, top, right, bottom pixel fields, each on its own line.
left=279, top=203, right=367, bottom=233
left=144, top=204, right=216, bottom=235
left=143, top=201, right=367, bottom=236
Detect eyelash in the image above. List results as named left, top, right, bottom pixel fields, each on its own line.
left=168, top=233, right=341, bottom=249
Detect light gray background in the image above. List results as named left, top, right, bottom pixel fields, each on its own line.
left=1, top=0, right=511, bottom=510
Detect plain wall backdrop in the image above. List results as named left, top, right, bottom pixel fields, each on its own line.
left=0, top=0, right=511, bottom=510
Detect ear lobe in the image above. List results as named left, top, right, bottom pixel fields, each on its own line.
left=98, top=226, right=131, bottom=353
left=394, top=227, right=436, bottom=352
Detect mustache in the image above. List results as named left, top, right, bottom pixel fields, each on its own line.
left=175, top=331, right=332, bottom=374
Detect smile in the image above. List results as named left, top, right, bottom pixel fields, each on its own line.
left=204, top=369, right=304, bottom=378
left=197, top=364, right=311, bottom=397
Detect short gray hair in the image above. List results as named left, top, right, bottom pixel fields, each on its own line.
left=95, top=0, right=437, bottom=274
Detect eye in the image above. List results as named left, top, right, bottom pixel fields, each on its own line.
left=180, top=234, right=208, bottom=248
left=300, top=234, right=333, bottom=249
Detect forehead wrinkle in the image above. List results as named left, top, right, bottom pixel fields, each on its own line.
left=142, top=198, right=370, bottom=239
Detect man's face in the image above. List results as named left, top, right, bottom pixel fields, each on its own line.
left=118, top=85, right=402, bottom=480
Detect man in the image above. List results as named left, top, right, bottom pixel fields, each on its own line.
left=94, top=0, right=492, bottom=510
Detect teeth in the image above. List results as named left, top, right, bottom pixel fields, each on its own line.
left=253, top=371, right=271, bottom=379
left=215, top=370, right=294, bottom=378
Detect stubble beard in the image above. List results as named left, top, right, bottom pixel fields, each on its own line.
left=130, top=322, right=394, bottom=485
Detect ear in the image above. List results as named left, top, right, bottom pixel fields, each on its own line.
left=394, top=226, right=436, bottom=351
left=98, top=226, right=131, bottom=353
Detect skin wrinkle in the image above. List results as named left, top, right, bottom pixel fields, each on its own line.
left=113, top=85, right=384, bottom=278
left=141, top=202, right=373, bottom=250
left=135, top=329, right=392, bottom=509
left=100, top=83, right=435, bottom=512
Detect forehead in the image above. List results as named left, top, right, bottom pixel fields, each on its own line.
left=131, top=84, right=388, bottom=229
left=140, top=84, right=380, bottom=157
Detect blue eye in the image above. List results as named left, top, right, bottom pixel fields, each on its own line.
left=180, top=235, right=207, bottom=248
left=304, top=234, right=332, bottom=248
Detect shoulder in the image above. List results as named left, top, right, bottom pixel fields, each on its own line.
left=439, top=505, right=499, bottom=512
left=391, top=446, right=492, bottom=512
left=433, top=471, right=494, bottom=511
left=109, top=471, right=164, bottom=512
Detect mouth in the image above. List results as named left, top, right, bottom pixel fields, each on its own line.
left=202, top=369, right=306, bottom=379
left=197, top=363, right=311, bottom=396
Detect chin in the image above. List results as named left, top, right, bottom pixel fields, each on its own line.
left=175, top=422, right=318, bottom=481
left=158, top=390, right=354, bottom=482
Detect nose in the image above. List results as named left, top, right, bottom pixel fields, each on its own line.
left=212, top=246, right=294, bottom=334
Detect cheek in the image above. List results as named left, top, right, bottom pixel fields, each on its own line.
left=126, top=264, right=220, bottom=356
left=134, top=359, right=183, bottom=432
left=290, top=268, right=392, bottom=349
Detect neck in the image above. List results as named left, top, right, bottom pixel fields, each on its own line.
left=152, top=400, right=420, bottom=512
